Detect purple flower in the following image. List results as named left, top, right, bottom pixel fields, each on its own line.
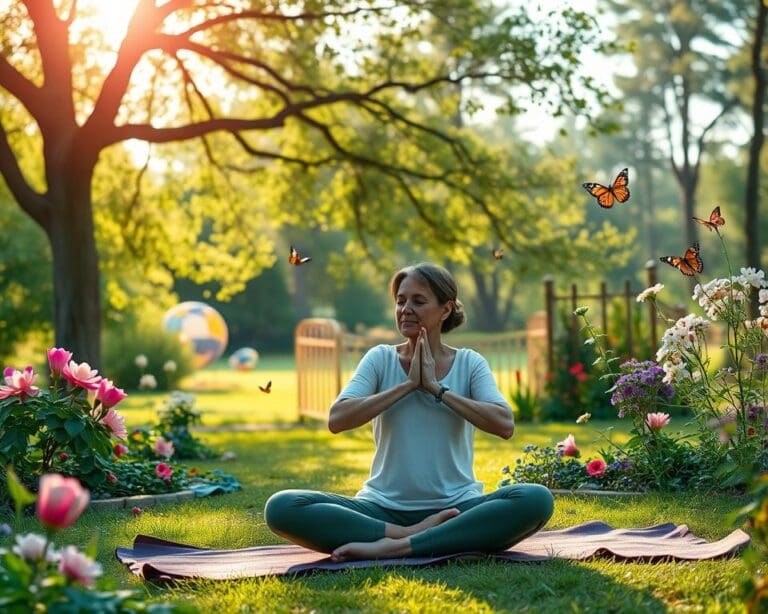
left=756, top=353, right=768, bottom=371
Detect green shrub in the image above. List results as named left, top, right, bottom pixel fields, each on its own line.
left=103, top=324, right=193, bottom=391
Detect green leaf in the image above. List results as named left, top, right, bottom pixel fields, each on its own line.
left=64, top=418, right=85, bottom=437
left=5, top=465, right=35, bottom=520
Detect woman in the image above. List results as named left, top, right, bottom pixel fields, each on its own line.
left=265, top=263, right=554, bottom=561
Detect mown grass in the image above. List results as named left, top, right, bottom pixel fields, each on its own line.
left=1, top=425, right=753, bottom=613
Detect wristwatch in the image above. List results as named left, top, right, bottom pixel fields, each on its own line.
left=434, top=385, right=449, bottom=403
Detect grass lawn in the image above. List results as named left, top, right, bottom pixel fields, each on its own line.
left=2, top=423, right=753, bottom=613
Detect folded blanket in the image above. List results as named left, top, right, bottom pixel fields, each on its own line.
left=116, top=521, right=750, bottom=583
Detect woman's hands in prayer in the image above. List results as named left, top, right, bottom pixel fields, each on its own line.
left=417, top=327, right=440, bottom=395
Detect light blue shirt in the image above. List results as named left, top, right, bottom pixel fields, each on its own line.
left=335, top=344, right=510, bottom=510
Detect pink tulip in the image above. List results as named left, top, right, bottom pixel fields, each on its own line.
left=155, top=462, right=173, bottom=479
left=114, top=443, right=129, bottom=457
left=99, top=408, right=127, bottom=440
left=95, top=378, right=127, bottom=409
left=0, top=366, right=40, bottom=401
left=154, top=436, right=175, bottom=459
left=586, top=458, right=607, bottom=477
left=36, top=473, right=90, bottom=530
left=62, top=360, right=102, bottom=391
left=646, top=412, right=671, bottom=431
left=47, top=348, right=73, bottom=377
left=58, top=545, right=103, bottom=587
left=556, top=434, right=580, bottom=458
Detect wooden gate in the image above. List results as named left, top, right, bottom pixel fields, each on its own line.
left=295, top=315, right=547, bottom=421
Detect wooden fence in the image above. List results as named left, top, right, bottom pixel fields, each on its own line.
left=295, top=315, right=547, bottom=422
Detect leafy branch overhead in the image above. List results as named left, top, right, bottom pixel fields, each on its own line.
left=0, top=0, right=624, bottom=363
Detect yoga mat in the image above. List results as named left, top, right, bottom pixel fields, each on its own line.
left=116, top=521, right=751, bottom=583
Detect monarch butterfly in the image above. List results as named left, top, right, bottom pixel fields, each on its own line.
left=659, top=242, right=703, bottom=276
left=692, top=206, right=725, bottom=232
left=492, top=248, right=504, bottom=260
left=289, top=246, right=311, bottom=266
left=582, top=168, right=631, bottom=209
left=258, top=380, right=272, bottom=394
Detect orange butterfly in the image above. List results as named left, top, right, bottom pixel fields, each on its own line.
left=289, top=246, right=311, bottom=266
left=692, top=206, right=725, bottom=232
left=582, top=168, right=631, bottom=209
left=492, top=248, right=504, bottom=260
left=659, top=242, right=703, bottom=276
left=258, top=380, right=272, bottom=394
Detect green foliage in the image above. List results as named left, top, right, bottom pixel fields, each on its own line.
left=147, top=392, right=217, bottom=461
left=509, top=369, right=540, bottom=422
left=541, top=311, right=613, bottom=420
left=734, top=472, right=768, bottom=612
left=102, top=324, right=193, bottom=392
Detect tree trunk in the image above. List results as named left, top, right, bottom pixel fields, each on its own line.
left=746, top=0, right=767, bottom=305
left=45, top=165, right=101, bottom=368
left=469, top=266, right=505, bottom=332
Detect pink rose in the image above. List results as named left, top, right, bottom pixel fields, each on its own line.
left=37, top=473, right=90, bottom=530
left=95, top=378, right=127, bottom=409
left=99, top=408, right=127, bottom=440
left=556, top=434, right=580, bottom=458
left=59, top=452, right=69, bottom=462
left=586, top=458, right=607, bottom=477
left=58, top=545, right=103, bottom=587
left=0, top=366, right=40, bottom=401
left=107, top=472, right=117, bottom=484
left=155, top=462, right=173, bottom=479
left=131, top=506, right=142, bottom=516
left=646, top=412, right=670, bottom=431
left=114, top=443, right=129, bottom=457
left=47, top=347, right=73, bottom=378
left=154, top=436, right=175, bottom=459
left=62, top=360, right=102, bottom=390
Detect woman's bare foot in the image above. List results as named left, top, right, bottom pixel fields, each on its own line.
left=331, top=536, right=411, bottom=562
left=386, top=508, right=461, bottom=539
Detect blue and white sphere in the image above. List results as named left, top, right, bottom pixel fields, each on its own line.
left=228, top=347, right=260, bottom=371
left=162, top=302, right=228, bottom=369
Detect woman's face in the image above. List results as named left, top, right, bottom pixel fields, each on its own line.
left=394, top=274, right=452, bottom=338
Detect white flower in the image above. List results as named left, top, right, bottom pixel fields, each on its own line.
left=637, top=283, right=664, bottom=302
left=760, top=289, right=768, bottom=304
left=576, top=412, right=591, bottom=424
left=163, top=360, right=177, bottom=373
left=58, top=545, right=102, bottom=588
left=134, top=354, right=148, bottom=369
left=12, top=533, right=57, bottom=562
left=138, top=374, right=157, bottom=390
left=740, top=267, right=766, bottom=288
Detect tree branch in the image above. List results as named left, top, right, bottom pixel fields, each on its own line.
left=692, top=98, right=737, bottom=184
left=0, top=121, right=49, bottom=229
left=0, top=56, right=44, bottom=120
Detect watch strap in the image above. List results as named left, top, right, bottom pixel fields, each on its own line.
left=434, top=385, right=449, bottom=403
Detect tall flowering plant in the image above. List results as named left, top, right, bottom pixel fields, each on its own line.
left=0, top=348, right=128, bottom=495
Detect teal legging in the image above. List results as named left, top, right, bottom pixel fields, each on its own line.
left=264, top=484, right=554, bottom=556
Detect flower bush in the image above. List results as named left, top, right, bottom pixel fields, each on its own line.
left=509, top=369, right=540, bottom=421
left=0, top=469, right=185, bottom=613
left=0, top=348, right=129, bottom=499
left=505, top=228, right=767, bottom=493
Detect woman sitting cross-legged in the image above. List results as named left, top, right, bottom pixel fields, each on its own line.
left=264, top=262, right=554, bottom=562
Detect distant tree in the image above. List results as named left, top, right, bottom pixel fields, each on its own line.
left=605, top=0, right=741, bottom=252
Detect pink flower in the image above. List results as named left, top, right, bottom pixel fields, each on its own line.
left=107, top=472, right=117, bottom=484
left=62, top=360, right=102, bottom=390
left=586, top=458, right=607, bottom=477
left=131, top=506, right=142, bottom=516
left=646, top=412, right=671, bottom=431
left=0, top=366, right=40, bottom=401
left=36, top=473, right=90, bottom=530
left=114, top=443, right=129, bottom=457
left=155, top=462, right=173, bottom=479
left=58, top=545, right=103, bottom=587
left=556, top=434, right=580, bottom=457
left=99, top=408, right=127, bottom=440
left=95, top=378, right=127, bottom=409
left=154, top=436, right=175, bottom=459
left=59, top=452, right=69, bottom=462
left=47, top=347, right=73, bottom=378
